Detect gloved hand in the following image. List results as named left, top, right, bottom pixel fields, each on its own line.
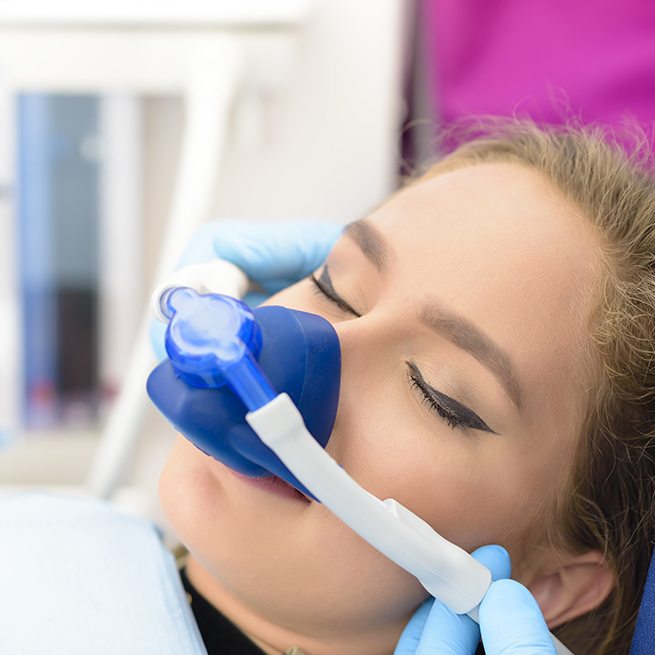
left=394, top=545, right=557, bottom=655
left=150, top=219, right=343, bottom=359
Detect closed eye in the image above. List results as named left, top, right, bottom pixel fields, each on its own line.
left=309, top=267, right=497, bottom=435
left=407, top=361, right=498, bottom=434
left=309, top=267, right=361, bottom=317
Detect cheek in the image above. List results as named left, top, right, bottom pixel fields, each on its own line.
left=254, top=280, right=549, bottom=571
left=158, top=438, right=227, bottom=556
left=329, top=371, right=544, bottom=555
left=327, top=372, right=465, bottom=536
left=160, top=438, right=428, bottom=633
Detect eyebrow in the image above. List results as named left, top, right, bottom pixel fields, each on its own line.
left=344, top=219, right=389, bottom=271
left=420, top=306, right=522, bottom=410
left=344, top=218, right=522, bottom=410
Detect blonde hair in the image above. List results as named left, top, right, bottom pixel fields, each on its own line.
left=417, top=120, right=655, bottom=654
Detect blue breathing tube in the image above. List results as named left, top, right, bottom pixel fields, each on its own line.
left=147, top=287, right=341, bottom=498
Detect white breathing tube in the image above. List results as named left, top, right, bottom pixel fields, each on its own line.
left=153, top=259, right=574, bottom=655
left=247, top=393, right=491, bottom=614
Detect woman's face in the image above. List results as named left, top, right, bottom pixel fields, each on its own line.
left=160, top=163, right=602, bottom=654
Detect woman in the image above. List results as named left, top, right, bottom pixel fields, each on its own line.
left=159, top=121, right=655, bottom=654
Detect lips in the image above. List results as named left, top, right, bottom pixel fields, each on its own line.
left=228, top=468, right=312, bottom=503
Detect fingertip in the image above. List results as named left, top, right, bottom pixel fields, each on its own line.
left=479, top=579, right=555, bottom=654
left=149, top=319, right=168, bottom=361
left=393, top=599, right=433, bottom=655
left=415, top=597, right=436, bottom=623
left=484, top=578, right=539, bottom=611
left=211, top=223, right=263, bottom=271
left=243, top=292, right=269, bottom=307
left=423, top=600, right=480, bottom=653
left=176, top=223, right=225, bottom=268
left=471, top=544, right=511, bottom=581
left=315, top=222, right=345, bottom=244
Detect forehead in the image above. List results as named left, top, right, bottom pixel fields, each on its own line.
left=368, top=162, right=603, bottom=421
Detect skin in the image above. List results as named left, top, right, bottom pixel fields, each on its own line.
left=159, top=162, right=610, bottom=654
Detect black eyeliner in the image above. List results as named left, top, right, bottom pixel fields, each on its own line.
left=310, top=271, right=496, bottom=435
left=407, top=361, right=498, bottom=435
left=311, top=267, right=362, bottom=317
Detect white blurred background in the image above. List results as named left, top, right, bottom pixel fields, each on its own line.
left=0, top=0, right=421, bottom=525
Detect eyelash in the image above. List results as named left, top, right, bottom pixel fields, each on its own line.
left=407, top=370, right=467, bottom=431
left=410, top=363, right=496, bottom=434
left=309, top=272, right=361, bottom=317
left=309, top=271, right=485, bottom=433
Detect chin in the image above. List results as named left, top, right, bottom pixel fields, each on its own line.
left=158, top=435, right=423, bottom=635
left=159, top=437, right=228, bottom=547
left=158, top=436, right=289, bottom=576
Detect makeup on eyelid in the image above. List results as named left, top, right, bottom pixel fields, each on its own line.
left=316, top=266, right=362, bottom=317
left=309, top=267, right=498, bottom=434
left=407, top=361, right=498, bottom=434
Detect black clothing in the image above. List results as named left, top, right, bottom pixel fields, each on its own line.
left=180, top=567, right=267, bottom=655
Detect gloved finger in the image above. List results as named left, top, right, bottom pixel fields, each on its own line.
left=470, top=544, right=511, bottom=581
left=394, top=547, right=501, bottom=655
left=212, top=220, right=343, bottom=282
left=257, top=276, right=306, bottom=296
left=479, top=579, right=556, bottom=655
left=176, top=222, right=227, bottom=268
left=415, top=600, right=479, bottom=655
left=149, top=319, right=168, bottom=361
left=243, top=291, right=269, bottom=308
left=407, top=545, right=508, bottom=655
left=393, top=599, right=434, bottom=655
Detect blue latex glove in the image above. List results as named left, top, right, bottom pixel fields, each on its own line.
left=150, top=219, right=343, bottom=359
left=394, top=545, right=557, bottom=655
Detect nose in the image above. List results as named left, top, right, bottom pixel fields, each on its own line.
left=330, top=302, right=403, bottom=380
left=324, top=308, right=400, bottom=453
left=147, top=301, right=342, bottom=497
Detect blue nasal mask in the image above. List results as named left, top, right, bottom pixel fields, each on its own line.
left=147, top=287, right=340, bottom=500
left=145, top=260, right=571, bottom=655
